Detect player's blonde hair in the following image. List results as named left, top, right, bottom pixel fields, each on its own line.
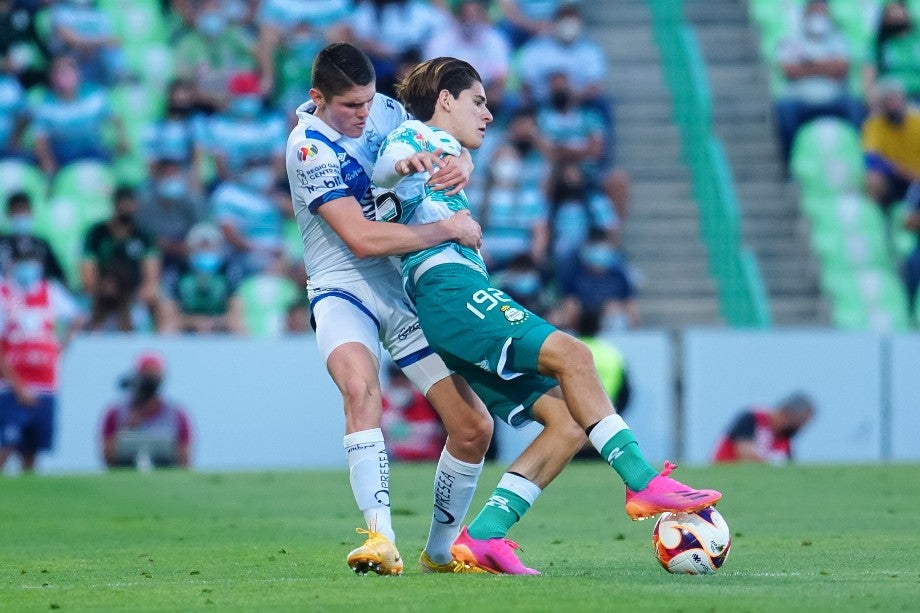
left=395, top=57, right=482, bottom=121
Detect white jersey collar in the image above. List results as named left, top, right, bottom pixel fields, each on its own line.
left=296, top=100, right=343, bottom=142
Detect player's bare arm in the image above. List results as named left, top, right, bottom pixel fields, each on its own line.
left=318, top=195, right=481, bottom=259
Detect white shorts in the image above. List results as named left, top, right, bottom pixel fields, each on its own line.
left=309, top=274, right=451, bottom=395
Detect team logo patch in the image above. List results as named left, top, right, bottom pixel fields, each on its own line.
left=501, top=305, right=527, bottom=324
left=299, top=144, right=319, bottom=161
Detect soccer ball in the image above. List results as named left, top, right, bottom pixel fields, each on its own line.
left=652, top=507, right=731, bottom=574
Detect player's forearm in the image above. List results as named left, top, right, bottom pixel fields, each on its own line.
left=346, top=218, right=455, bottom=259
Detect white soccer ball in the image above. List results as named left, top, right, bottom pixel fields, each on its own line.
left=651, top=507, right=731, bottom=574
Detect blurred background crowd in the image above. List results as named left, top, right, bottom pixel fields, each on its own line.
left=0, top=0, right=641, bottom=338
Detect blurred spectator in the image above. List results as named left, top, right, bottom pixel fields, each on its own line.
left=143, top=79, right=205, bottom=180
left=285, top=299, right=311, bottom=334
left=902, top=196, right=920, bottom=315
left=517, top=3, right=608, bottom=115
left=211, top=156, right=285, bottom=285
left=862, top=78, right=920, bottom=213
left=548, top=228, right=639, bottom=332
left=0, top=191, right=68, bottom=287
left=380, top=363, right=446, bottom=462
left=472, top=143, right=549, bottom=271
left=159, top=222, right=243, bottom=335
left=424, top=0, right=512, bottom=114
left=864, top=1, right=920, bottom=111
left=255, top=0, right=350, bottom=111
left=30, top=55, right=127, bottom=176
left=539, top=161, right=620, bottom=278
left=0, top=68, right=30, bottom=161
left=496, top=0, right=561, bottom=49
left=81, top=186, right=161, bottom=331
left=173, top=0, right=256, bottom=113
left=773, top=0, right=863, bottom=168
left=198, top=71, right=287, bottom=187
left=712, top=391, right=816, bottom=464
left=136, top=158, right=207, bottom=292
left=49, top=0, right=127, bottom=86
left=492, top=253, right=554, bottom=317
left=0, top=242, right=82, bottom=475
left=0, top=0, right=51, bottom=89
left=349, top=0, right=448, bottom=96
left=100, top=352, right=192, bottom=469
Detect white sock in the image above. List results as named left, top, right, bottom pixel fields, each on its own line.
left=587, top=414, right=629, bottom=456
left=425, top=447, right=483, bottom=564
left=343, top=428, right=395, bottom=542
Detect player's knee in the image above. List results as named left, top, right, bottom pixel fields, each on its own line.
left=453, top=412, right=493, bottom=457
left=543, top=334, right=595, bottom=378
left=340, top=375, right=380, bottom=420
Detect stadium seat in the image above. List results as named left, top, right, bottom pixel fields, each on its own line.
left=123, top=42, right=175, bottom=90
left=36, top=196, right=85, bottom=288
left=791, top=118, right=865, bottom=194
left=99, top=0, right=168, bottom=45
left=237, top=274, right=298, bottom=337
left=0, top=160, right=49, bottom=226
left=50, top=161, right=117, bottom=231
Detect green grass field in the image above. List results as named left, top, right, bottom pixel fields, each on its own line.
left=1, top=463, right=917, bottom=612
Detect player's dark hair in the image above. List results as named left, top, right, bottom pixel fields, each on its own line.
left=395, top=57, right=482, bottom=121
left=312, top=42, right=376, bottom=99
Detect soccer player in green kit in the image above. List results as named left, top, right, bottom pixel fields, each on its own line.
left=371, top=57, right=722, bottom=574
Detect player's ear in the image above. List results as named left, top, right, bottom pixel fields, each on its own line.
left=309, top=88, right=325, bottom=107
left=438, top=89, right=453, bottom=112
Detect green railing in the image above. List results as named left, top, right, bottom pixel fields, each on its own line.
left=646, top=0, right=772, bottom=327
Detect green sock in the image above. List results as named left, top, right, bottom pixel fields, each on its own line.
left=467, top=487, right=530, bottom=540
left=600, top=429, right=659, bottom=491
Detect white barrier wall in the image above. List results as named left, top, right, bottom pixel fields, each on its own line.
left=493, top=330, right=675, bottom=466
left=682, top=329, right=884, bottom=465
left=889, top=336, right=920, bottom=461
left=46, top=335, right=345, bottom=473
left=32, top=330, right=920, bottom=474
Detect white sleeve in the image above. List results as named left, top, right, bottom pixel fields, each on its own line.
left=372, top=140, right=416, bottom=189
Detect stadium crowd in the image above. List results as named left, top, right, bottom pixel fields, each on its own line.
left=0, top=0, right=637, bottom=337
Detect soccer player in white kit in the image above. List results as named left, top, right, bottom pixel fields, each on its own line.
left=285, top=43, right=493, bottom=575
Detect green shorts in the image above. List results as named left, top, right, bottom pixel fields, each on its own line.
left=413, top=263, right=559, bottom=427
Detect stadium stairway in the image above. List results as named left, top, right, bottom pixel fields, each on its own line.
left=583, top=0, right=723, bottom=328
left=683, top=0, right=827, bottom=325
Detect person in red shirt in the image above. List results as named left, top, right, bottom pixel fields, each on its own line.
left=0, top=245, right=81, bottom=474
left=100, top=352, right=192, bottom=469
left=713, top=392, right=816, bottom=464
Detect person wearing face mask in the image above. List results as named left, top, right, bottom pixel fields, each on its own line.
left=773, top=0, right=864, bottom=169
left=100, top=352, right=192, bottom=469
left=865, top=1, right=920, bottom=111
left=0, top=192, right=68, bottom=287
left=0, top=244, right=82, bottom=475
left=137, top=158, right=206, bottom=295
left=201, top=71, right=287, bottom=187
left=211, top=156, right=285, bottom=285
left=423, top=1, right=512, bottom=115
left=713, top=392, right=816, bottom=465
left=548, top=228, right=639, bottom=332
left=81, top=186, right=161, bottom=331
left=174, top=0, right=256, bottom=113
left=492, top=254, right=552, bottom=316
left=159, top=222, right=243, bottom=335
left=476, top=145, right=550, bottom=272
left=143, top=79, right=204, bottom=183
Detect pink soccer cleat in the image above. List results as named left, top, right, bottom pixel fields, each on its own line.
left=625, top=461, right=722, bottom=521
left=450, top=526, right=540, bottom=575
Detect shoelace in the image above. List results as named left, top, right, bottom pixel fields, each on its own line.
left=660, top=460, right=677, bottom=477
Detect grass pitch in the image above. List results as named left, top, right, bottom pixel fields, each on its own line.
left=1, top=463, right=917, bottom=612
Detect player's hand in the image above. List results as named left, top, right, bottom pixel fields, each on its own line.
left=14, top=386, right=38, bottom=408
left=429, top=149, right=473, bottom=196
left=446, top=210, right=482, bottom=249
left=397, top=148, right=444, bottom=178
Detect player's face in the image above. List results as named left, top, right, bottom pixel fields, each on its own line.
left=449, top=82, right=492, bottom=149
left=311, top=83, right=376, bottom=138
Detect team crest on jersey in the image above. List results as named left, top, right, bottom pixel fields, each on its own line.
left=299, top=144, right=319, bottom=161
left=336, top=151, right=348, bottom=163
left=501, top=305, right=528, bottom=324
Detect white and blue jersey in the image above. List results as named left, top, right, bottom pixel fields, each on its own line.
left=285, top=93, right=408, bottom=288
left=201, top=111, right=288, bottom=174
left=372, top=120, right=488, bottom=296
